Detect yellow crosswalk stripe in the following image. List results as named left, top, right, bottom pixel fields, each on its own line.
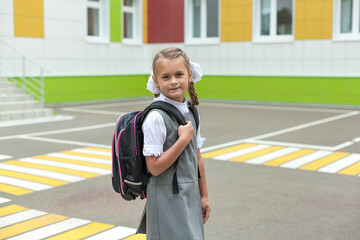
left=230, top=146, right=285, bottom=162
left=33, top=155, right=111, bottom=170
left=0, top=214, right=67, bottom=239
left=299, top=152, right=350, bottom=171
left=124, top=234, right=146, bottom=240
left=60, top=151, right=111, bottom=160
left=4, top=160, right=99, bottom=178
left=84, top=147, right=111, bottom=153
left=0, top=169, right=68, bottom=187
left=263, top=149, right=316, bottom=166
left=0, top=204, right=27, bottom=217
left=45, top=222, right=113, bottom=240
left=202, top=143, right=256, bottom=159
left=0, top=183, right=33, bottom=195
left=338, top=161, right=360, bottom=176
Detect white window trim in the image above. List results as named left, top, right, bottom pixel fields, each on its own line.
left=86, top=0, right=109, bottom=43
left=333, top=0, right=360, bottom=41
left=185, top=0, right=220, bottom=45
left=122, top=0, right=143, bottom=45
left=253, top=0, right=294, bottom=43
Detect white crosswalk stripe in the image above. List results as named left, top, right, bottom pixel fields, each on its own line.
left=18, top=158, right=111, bottom=175
left=0, top=163, right=84, bottom=182
left=0, top=209, right=46, bottom=228
left=0, top=197, right=10, bottom=204
left=47, top=153, right=111, bottom=165
left=246, top=147, right=300, bottom=164
left=84, top=226, right=136, bottom=240
left=318, top=153, right=360, bottom=173
left=0, top=175, right=53, bottom=191
left=280, top=150, right=332, bottom=169
left=70, top=148, right=111, bottom=157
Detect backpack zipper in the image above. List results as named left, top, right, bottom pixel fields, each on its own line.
left=117, top=128, right=125, bottom=195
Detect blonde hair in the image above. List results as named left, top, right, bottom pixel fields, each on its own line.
left=152, top=47, right=199, bottom=106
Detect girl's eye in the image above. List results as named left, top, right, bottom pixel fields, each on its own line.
left=176, top=73, right=183, bottom=77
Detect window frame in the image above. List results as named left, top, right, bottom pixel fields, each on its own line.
left=185, top=0, right=220, bottom=45
left=86, top=0, right=109, bottom=43
left=333, top=0, right=360, bottom=41
left=122, top=0, right=143, bottom=45
left=253, top=0, right=294, bottom=43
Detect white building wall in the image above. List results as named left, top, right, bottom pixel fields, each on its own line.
left=0, top=0, right=360, bottom=77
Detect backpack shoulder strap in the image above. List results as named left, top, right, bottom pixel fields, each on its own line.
left=141, top=101, right=187, bottom=195
left=142, top=101, right=187, bottom=126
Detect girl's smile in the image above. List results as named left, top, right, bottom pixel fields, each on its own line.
left=153, top=57, right=192, bottom=102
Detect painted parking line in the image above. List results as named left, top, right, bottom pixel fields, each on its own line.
left=0, top=147, right=111, bottom=196
left=0, top=154, right=11, bottom=160
left=203, top=143, right=360, bottom=177
left=0, top=204, right=136, bottom=240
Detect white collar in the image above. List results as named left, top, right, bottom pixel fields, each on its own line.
left=153, top=93, right=189, bottom=116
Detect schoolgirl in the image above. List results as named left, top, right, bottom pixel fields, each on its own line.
left=138, top=47, right=210, bottom=239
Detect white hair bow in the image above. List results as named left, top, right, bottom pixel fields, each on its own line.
left=146, top=61, right=203, bottom=94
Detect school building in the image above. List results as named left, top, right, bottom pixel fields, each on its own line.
left=0, top=0, right=359, bottom=106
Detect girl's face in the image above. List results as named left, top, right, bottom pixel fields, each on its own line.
left=153, top=57, right=192, bottom=102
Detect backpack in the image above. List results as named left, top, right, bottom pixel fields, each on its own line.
left=111, top=101, right=199, bottom=201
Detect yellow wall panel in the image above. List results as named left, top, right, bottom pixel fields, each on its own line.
left=322, top=20, right=333, bottom=38
left=304, top=1, right=322, bottom=20
left=14, top=0, right=28, bottom=16
left=303, top=20, right=322, bottom=39
left=243, top=24, right=252, bottom=41
left=322, top=1, right=333, bottom=20
left=221, top=0, right=252, bottom=42
left=29, top=17, right=44, bottom=38
left=14, top=16, right=29, bottom=37
left=295, top=0, right=333, bottom=40
left=29, top=0, right=44, bottom=17
left=13, top=0, right=44, bottom=38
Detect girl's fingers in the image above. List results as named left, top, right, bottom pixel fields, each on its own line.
left=202, top=206, right=210, bottom=224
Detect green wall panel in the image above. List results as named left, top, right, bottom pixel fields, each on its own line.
left=44, top=75, right=151, bottom=104
left=42, top=75, right=360, bottom=106
left=195, top=76, right=360, bottom=106
left=110, top=0, right=121, bottom=42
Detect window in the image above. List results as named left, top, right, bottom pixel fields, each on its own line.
left=122, top=0, right=142, bottom=44
left=86, top=0, right=109, bottom=42
left=254, top=0, right=294, bottom=42
left=185, top=0, right=219, bottom=44
left=334, top=0, right=360, bottom=40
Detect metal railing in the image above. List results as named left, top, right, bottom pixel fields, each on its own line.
left=0, top=39, right=48, bottom=103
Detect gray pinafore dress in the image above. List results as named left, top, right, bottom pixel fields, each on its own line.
left=137, top=109, right=204, bottom=240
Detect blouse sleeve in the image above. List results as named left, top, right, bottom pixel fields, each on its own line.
left=142, top=111, right=166, bottom=157
left=196, top=120, right=206, bottom=149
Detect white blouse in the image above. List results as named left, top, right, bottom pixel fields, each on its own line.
left=142, top=93, right=205, bottom=157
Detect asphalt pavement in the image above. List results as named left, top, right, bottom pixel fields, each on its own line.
left=0, top=98, right=359, bottom=240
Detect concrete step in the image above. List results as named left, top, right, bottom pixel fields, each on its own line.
left=0, top=93, right=33, bottom=101
left=1, top=87, right=25, bottom=94
left=0, top=108, right=54, bottom=121
left=0, top=100, right=43, bottom=111
left=0, top=81, right=15, bottom=88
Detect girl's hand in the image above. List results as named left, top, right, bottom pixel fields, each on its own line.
left=178, top=121, right=194, bottom=143
left=201, top=196, right=210, bottom=224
